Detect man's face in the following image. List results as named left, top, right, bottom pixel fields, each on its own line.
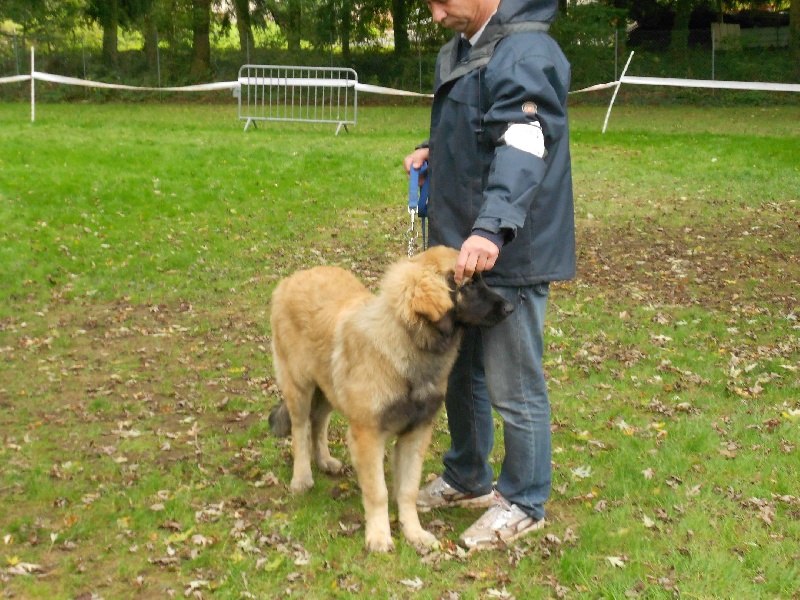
left=424, top=0, right=496, bottom=38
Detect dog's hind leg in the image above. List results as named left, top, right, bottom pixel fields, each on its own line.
left=281, top=378, right=316, bottom=494
left=310, top=388, right=342, bottom=474
left=347, top=425, right=394, bottom=552
left=393, top=424, right=438, bottom=549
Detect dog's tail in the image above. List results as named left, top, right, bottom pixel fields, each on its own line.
left=268, top=401, right=292, bottom=438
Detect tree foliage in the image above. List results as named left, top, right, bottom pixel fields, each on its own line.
left=1, top=0, right=85, bottom=46
left=1, top=0, right=796, bottom=74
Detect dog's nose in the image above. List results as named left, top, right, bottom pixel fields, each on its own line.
left=502, top=302, right=514, bottom=316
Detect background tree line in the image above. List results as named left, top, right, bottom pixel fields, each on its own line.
left=1, top=0, right=797, bottom=86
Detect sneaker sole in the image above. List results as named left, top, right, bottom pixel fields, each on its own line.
left=416, top=493, right=496, bottom=513
left=459, top=518, right=547, bottom=550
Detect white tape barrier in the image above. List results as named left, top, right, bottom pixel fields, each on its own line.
left=5, top=70, right=796, bottom=97
left=571, top=81, right=620, bottom=94
left=1, top=71, right=432, bottom=97
left=4, top=66, right=796, bottom=129
left=0, top=74, right=32, bottom=84
left=355, top=82, right=432, bottom=97
left=36, top=71, right=239, bottom=92
left=572, top=76, right=800, bottom=95
left=620, top=75, right=800, bottom=93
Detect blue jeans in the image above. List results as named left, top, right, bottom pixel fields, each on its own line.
left=442, top=283, right=551, bottom=521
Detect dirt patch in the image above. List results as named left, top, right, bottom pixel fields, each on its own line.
left=574, top=209, right=799, bottom=312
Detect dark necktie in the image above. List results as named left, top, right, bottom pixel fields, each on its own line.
left=457, top=36, right=472, bottom=62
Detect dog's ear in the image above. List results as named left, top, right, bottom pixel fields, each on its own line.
left=408, top=268, right=453, bottom=324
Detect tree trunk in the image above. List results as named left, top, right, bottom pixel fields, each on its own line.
left=341, top=0, right=352, bottom=62
left=287, top=0, right=302, bottom=53
left=143, top=11, right=159, bottom=71
left=392, top=0, right=409, bottom=55
left=101, top=0, right=119, bottom=69
left=233, top=0, right=252, bottom=59
left=790, top=0, right=800, bottom=66
left=264, top=0, right=301, bottom=52
left=670, top=0, right=692, bottom=54
left=190, top=0, right=212, bottom=79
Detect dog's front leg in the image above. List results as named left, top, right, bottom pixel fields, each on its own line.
left=393, top=424, right=438, bottom=549
left=347, top=425, right=394, bottom=552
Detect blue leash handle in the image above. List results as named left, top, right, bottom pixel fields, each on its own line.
left=408, top=161, right=429, bottom=218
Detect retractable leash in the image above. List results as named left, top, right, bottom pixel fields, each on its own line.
left=407, top=161, right=429, bottom=257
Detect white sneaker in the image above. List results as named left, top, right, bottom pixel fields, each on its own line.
left=416, top=476, right=496, bottom=513
left=459, top=492, right=546, bottom=550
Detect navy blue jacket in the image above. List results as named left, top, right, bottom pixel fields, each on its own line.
left=425, top=0, right=576, bottom=286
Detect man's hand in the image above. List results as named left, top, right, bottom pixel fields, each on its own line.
left=456, top=235, right=500, bottom=284
left=403, top=148, right=430, bottom=177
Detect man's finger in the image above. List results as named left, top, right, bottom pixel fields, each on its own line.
left=454, top=260, right=465, bottom=285
left=455, top=250, right=472, bottom=284
left=463, top=254, right=477, bottom=280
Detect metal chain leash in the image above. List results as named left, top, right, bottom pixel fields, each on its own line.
left=406, top=161, right=428, bottom=258
left=407, top=209, right=419, bottom=257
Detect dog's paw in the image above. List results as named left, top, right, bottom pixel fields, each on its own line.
left=365, top=532, right=395, bottom=553
left=404, top=528, right=438, bottom=550
left=317, top=456, right=343, bottom=474
left=289, top=476, right=314, bottom=494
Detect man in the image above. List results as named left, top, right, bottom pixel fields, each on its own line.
left=403, top=0, right=575, bottom=550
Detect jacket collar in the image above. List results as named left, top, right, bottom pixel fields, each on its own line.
left=438, top=19, right=551, bottom=88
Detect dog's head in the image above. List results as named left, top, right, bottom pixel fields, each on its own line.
left=385, top=246, right=514, bottom=352
left=450, top=271, right=514, bottom=327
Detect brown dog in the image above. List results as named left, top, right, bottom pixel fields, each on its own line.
left=269, top=246, right=513, bottom=552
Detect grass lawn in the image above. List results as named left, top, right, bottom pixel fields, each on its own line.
left=1, top=101, right=799, bottom=599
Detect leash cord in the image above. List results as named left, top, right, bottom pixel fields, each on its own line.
left=407, top=161, right=429, bottom=257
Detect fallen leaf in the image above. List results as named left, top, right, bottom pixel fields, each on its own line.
left=616, top=419, right=636, bottom=435
left=782, top=409, right=800, bottom=422
left=399, top=576, right=424, bottom=591
left=6, top=561, right=45, bottom=576
left=261, top=556, right=283, bottom=572
left=191, top=534, right=214, bottom=547
left=184, top=580, right=210, bottom=596
left=486, top=588, right=514, bottom=599
left=571, top=465, right=592, bottom=479
left=166, top=527, right=195, bottom=544
left=606, top=556, right=626, bottom=568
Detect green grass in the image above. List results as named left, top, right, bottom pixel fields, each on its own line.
left=1, top=102, right=799, bottom=599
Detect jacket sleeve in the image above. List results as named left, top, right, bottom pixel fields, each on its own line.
left=472, top=47, right=570, bottom=242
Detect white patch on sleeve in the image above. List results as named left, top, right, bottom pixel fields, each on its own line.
left=500, top=122, right=546, bottom=158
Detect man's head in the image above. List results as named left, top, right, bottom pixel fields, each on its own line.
left=424, top=0, right=502, bottom=39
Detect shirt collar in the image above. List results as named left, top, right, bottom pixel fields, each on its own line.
left=467, top=10, right=497, bottom=46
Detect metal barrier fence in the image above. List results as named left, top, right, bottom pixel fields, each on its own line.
left=236, top=65, right=357, bottom=134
